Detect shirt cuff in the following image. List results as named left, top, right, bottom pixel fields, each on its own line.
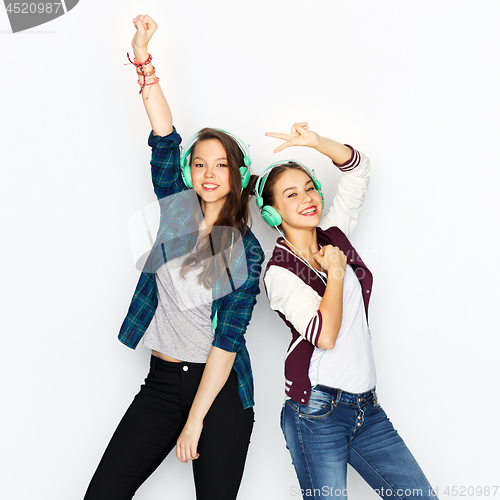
left=212, top=333, right=241, bottom=353
left=148, top=126, right=182, bottom=149
left=332, top=144, right=361, bottom=172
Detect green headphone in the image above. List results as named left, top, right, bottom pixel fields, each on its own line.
left=255, top=161, right=324, bottom=227
left=180, top=128, right=251, bottom=190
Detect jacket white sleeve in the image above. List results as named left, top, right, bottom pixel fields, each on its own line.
left=319, top=147, right=371, bottom=237
left=264, top=265, right=323, bottom=347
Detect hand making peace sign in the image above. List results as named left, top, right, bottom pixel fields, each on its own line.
left=265, top=122, right=321, bottom=153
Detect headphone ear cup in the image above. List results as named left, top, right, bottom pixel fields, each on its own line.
left=312, top=178, right=324, bottom=208
left=181, top=165, right=193, bottom=188
left=240, top=166, right=251, bottom=190
left=261, top=206, right=282, bottom=227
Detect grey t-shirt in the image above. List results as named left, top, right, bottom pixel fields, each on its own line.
left=143, top=244, right=214, bottom=362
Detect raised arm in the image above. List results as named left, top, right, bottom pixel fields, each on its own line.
left=131, top=15, right=173, bottom=137
left=265, top=122, right=351, bottom=163
left=266, top=122, right=371, bottom=236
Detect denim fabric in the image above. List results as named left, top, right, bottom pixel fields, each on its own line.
left=281, top=385, right=438, bottom=499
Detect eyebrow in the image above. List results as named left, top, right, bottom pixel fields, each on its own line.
left=193, top=157, right=227, bottom=161
left=282, top=179, right=313, bottom=194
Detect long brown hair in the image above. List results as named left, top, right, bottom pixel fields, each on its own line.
left=180, top=128, right=258, bottom=288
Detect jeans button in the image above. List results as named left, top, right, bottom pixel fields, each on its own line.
left=183, top=365, right=189, bottom=372
left=357, top=422, right=361, bottom=427
left=357, top=397, right=361, bottom=402
left=357, top=415, right=362, bottom=420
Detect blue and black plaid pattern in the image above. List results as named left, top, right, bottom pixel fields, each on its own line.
left=118, top=127, right=264, bottom=409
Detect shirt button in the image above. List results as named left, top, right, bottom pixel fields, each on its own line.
left=304, top=391, right=307, bottom=394
left=366, top=290, right=370, bottom=293
left=183, top=366, right=189, bottom=372
left=301, top=399, right=305, bottom=403
left=350, top=258, right=354, bottom=262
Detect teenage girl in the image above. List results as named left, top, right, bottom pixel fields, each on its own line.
left=256, top=123, right=438, bottom=499
left=84, top=15, right=264, bottom=500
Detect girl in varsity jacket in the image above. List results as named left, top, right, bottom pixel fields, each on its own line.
left=84, top=15, right=263, bottom=500
left=257, top=123, right=438, bottom=499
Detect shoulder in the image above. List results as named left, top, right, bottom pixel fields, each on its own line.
left=265, top=239, right=297, bottom=273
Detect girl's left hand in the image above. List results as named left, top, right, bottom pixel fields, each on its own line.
left=265, top=122, right=320, bottom=153
left=131, top=14, right=158, bottom=52
left=176, top=419, right=203, bottom=463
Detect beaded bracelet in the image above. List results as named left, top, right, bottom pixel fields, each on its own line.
left=126, top=52, right=153, bottom=94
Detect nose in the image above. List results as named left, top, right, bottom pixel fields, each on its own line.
left=302, top=190, right=313, bottom=203
left=204, top=165, right=215, bottom=178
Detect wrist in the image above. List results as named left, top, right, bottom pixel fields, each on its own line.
left=311, top=134, right=323, bottom=151
left=186, top=413, right=204, bottom=426
left=327, top=267, right=345, bottom=281
left=132, top=47, right=149, bottom=62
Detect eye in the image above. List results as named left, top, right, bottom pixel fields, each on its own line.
left=194, top=163, right=205, bottom=168
left=287, top=193, right=297, bottom=198
left=306, top=187, right=315, bottom=192
left=217, top=163, right=228, bottom=168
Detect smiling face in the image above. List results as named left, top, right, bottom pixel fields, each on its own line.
left=190, top=138, right=232, bottom=211
left=273, top=168, right=323, bottom=231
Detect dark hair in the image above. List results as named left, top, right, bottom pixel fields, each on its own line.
left=180, top=128, right=259, bottom=287
left=261, top=161, right=315, bottom=213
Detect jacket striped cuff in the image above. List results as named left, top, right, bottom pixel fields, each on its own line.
left=304, top=311, right=323, bottom=347
left=333, top=144, right=361, bottom=172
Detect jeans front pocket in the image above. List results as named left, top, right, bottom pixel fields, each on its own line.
left=298, top=392, right=333, bottom=419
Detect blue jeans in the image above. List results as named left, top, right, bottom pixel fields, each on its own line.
left=281, top=385, right=438, bottom=499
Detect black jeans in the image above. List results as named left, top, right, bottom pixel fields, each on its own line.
left=84, top=355, right=254, bottom=500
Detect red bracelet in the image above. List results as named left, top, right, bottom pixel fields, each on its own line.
left=137, top=76, right=160, bottom=99
left=136, top=66, right=156, bottom=77
left=126, top=52, right=154, bottom=94
left=127, top=52, right=152, bottom=67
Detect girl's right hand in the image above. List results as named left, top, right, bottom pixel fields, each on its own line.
left=313, top=245, right=347, bottom=278
left=265, top=122, right=321, bottom=153
left=132, top=14, right=158, bottom=52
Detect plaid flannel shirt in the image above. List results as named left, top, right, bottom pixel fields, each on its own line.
left=118, top=127, right=264, bottom=409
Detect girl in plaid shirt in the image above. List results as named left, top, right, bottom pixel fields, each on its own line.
left=84, top=15, right=264, bottom=500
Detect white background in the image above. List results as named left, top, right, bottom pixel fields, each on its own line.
left=1, top=1, right=499, bottom=499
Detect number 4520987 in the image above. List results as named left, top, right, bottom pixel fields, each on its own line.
left=6, top=3, right=62, bottom=14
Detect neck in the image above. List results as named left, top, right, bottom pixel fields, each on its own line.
left=280, top=225, right=319, bottom=264
left=200, top=198, right=224, bottom=229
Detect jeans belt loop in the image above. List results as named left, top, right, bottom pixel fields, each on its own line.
left=371, top=388, right=378, bottom=406
left=334, top=388, right=342, bottom=407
